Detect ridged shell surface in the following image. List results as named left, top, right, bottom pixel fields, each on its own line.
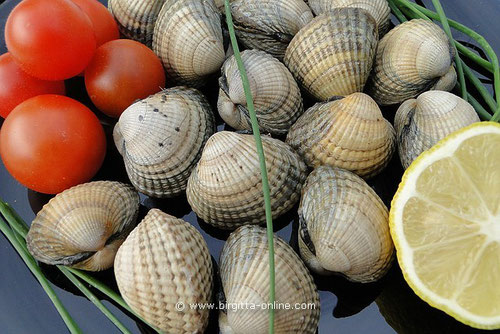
left=366, top=19, right=453, bottom=105
left=284, top=8, right=378, bottom=101
left=308, top=0, right=391, bottom=36
left=108, top=0, right=166, bottom=46
left=286, top=93, right=395, bottom=178
left=114, top=87, right=216, bottom=198
left=115, top=209, right=213, bottom=333
left=27, top=181, right=139, bottom=271
left=217, top=0, right=313, bottom=60
left=431, top=65, right=457, bottom=92
left=153, top=0, right=225, bottom=86
left=187, top=131, right=307, bottom=229
left=218, top=50, right=303, bottom=136
left=219, top=226, right=320, bottom=333
left=394, top=90, right=480, bottom=169
left=298, top=166, right=394, bottom=282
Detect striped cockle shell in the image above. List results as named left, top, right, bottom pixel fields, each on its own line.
left=431, top=65, right=457, bottom=92
left=218, top=49, right=304, bottom=136
left=115, top=209, right=213, bottom=333
left=308, top=0, right=391, bottom=36
left=27, top=181, right=139, bottom=271
left=219, top=225, right=320, bottom=333
left=114, top=87, right=216, bottom=198
left=216, top=0, right=313, bottom=60
left=394, top=90, right=480, bottom=169
left=286, top=92, right=395, bottom=178
left=152, top=0, right=225, bottom=86
left=108, top=0, right=166, bottom=47
left=298, top=166, right=394, bottom=283
left=284, top=7, right=378, bottom=101
left=187, top=131, right=307, bottom=229
left=366, top=19, right=454, bottom=105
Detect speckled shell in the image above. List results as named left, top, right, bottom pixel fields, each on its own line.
left=308, top=0, right=391, bottom=36
left=27, top=181, right=139, bottom=271
left=286, top=93, right=395, bottom=178
left=216, top=0, right=313, bottom=60
left=431, top=65, right=457, bottom=92
left=187, top=131, right=307, bottom=229
left=115, top=209, right=213, bottom=333
left=218, top=50, right=303, bottom=136
left=114, top=87, right=216, bottom=198
left=219, top=226, right=320, bottom=333
left=298, top=166, right=393, bottom=282
left=152, top=0, right=225, bottom=86
left=108, top=0, right=166, bottom=46
left=284, top=8, right=378, bottom=101
left=394, top=90, right=480, bottom=169
left=366, top=19, right=454, bottom=106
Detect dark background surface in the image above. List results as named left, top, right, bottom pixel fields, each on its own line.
left=0, top=0, right=499, bottom=333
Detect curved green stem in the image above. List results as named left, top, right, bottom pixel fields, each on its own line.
left=0, top=217, right=82, bottom=334
left=461, top=61, right=498, bottom=112
left=224, top=1, right=276, bottom=333
left=58, top=267, right=132, bottom=334
left=431, top=0, right=467, bottom=100
left=387, top=0, right=407, bottom=22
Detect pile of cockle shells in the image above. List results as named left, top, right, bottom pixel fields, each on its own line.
left=26, top=0, right=481, bottom=332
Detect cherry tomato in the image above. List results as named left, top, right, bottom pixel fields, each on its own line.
left=85, top=39, right=166, bottom=118
left=0, top=53, right=66, bottom=118
left=5, top=0, right=96, bottom=80
left=71, top=0, right=119, bottom=47
left=0, top=95, right=106, bottom=194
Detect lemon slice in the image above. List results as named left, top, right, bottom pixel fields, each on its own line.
left=390, top=122, right=500, bottom=330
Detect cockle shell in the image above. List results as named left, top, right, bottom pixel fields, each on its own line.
left=394, top=90, right=480, bottom=169
left=219, top=225, right=320, bottom=333
left=27, top=181, right=139, bottom=271
left=115, top=209, right=213, bottom=333
left=431, top=65, right=457, bottom=92
left=114, top=87, right=216, bottom=198
left=152, top=0, right=225, bottom=86
left=108, top=0, right=166, bottom=46
left=308, top=0, right=391, bottom=36
left=286, top=92, right=395, bottom=178
left=218, top=49, right=303, bottom=136
left=366, top=19, right=454, bottom=106
left=187, top=131, right=307, bottom=229
left=298, top=166, right=394, bottom=283
left=284, top=8, right=378, bottom=101
left=216, top=0, right=313, bottom=60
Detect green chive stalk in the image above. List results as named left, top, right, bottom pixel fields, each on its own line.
left=431, top=0, right=467, bottom=100
left=0, top=216, right=82, bottom=334
left=224, top=1, right=276, bottom=333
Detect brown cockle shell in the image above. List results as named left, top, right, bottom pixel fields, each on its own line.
left=115, top=209, right=213, bottom=333
left=219, top=225, right=320, bottom=333
left=152, top=0, right=225, bottom=86
left=394, top=90, right=480, bottom=169
left=187, top=131, right=307, bottom=229
left=298, top=166, right=394, bottom=283
left=366, top=19, right=454, bottom=105
left=308, top=0, right=391, bottom=36
left=284, top=8, right=378, bottom=101
left=218, top=49, right=303, bottom=136
left=27, top=181, right=139, bottom=271
left=114, top=87, right=216, bottom=198
left=286, top=92, right=395, bottom=178
left=108, top=0, right=166, bottom=46
left=216, top=0, right=313, bottom=60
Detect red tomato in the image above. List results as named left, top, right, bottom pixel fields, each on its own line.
left=85, top=39, right=166, bottom=118
left=0, top=95, right=106, bottom=194
left=5, top=0, right=96, bottom=80
left=0, top=53, right=66, bottom=118
left=71, top=0, right=119, bottom=47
